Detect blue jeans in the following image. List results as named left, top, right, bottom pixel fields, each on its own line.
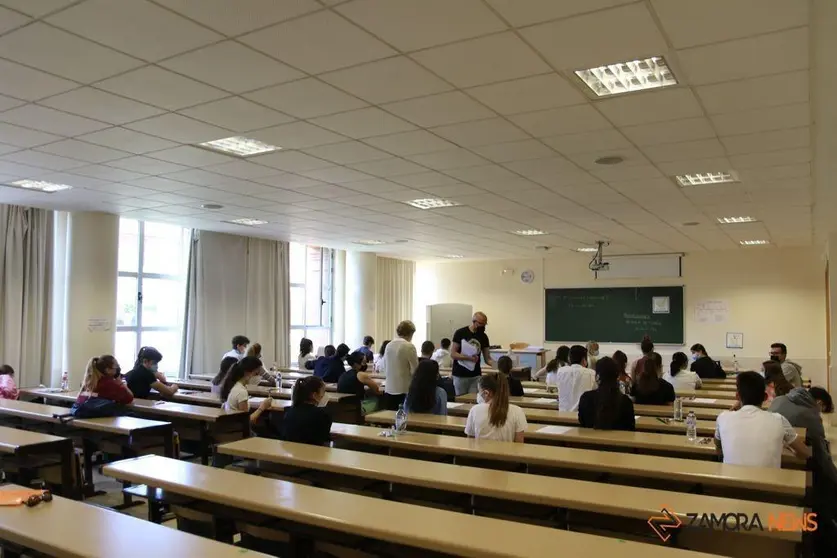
left=453, top=375, right=480, bottom=396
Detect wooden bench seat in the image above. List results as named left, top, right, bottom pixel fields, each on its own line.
left=0, top=425, right=77, bottom=498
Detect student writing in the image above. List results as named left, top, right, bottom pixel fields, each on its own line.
left=336, top=352, right=381, bottom=399
left=125, top=346, right=178, bottom=398
left=219, top=357, right=272, bottom=426
left=464, top=373, right=527, bottom=443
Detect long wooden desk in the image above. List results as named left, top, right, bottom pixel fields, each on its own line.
left=364, top=412, right=804, bottom=468
left=217, top=438, right=801, bottom=556
left=103, top=455, right=723, bottom=558
left=329, top=423, right=807, bottom=501
left=0, top=484, right=272, bottom=558
left=0, top=426, right=76, bottom=498
left=457, top=393, right=737, bottom=411
left=18, top=388, right=249, bottom=465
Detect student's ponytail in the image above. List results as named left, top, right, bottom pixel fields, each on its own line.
left=292, top=376, right=324, bottom=407
left=82, top=355, right=116, bottom=392
left=480, top=373, right=509, bottom=427
left=220, top=357, right=261, bottom=401
left=670, top=352, right=688, bottom=378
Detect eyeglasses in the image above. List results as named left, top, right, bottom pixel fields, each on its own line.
left=23, top=490, right=53, bottom=507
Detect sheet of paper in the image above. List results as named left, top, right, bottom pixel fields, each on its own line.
left=523, top=388, right=540, bottom=394
left=691, top=398, right=717, bottom=404
left=530, top=397, right=556, bottom=404
left=447, top=402, right=464, bottom=408
left=537, top=425, right=573, bottom=435
left=458, top=339, right=478, bottom=372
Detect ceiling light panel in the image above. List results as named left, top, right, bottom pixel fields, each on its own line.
left=512, top=229, right=547, bottom=236
left=405, top=197, right=460, bottom=210
left=717, top=216, right=757, bottom=224
left=199, top=136, right=281, bottom=157
left=739, top=240, right=769, bottom=246
left=226, top=218, right=268, bottom=226
left=353, top=240, right=387, bottom=246
left=676, top=171, right=738, bottom=186
left=8, top=179, right=72, bottom=192
left=575, top=56, right=676, bottom=97
left=575, top=247, right=598, bottom=252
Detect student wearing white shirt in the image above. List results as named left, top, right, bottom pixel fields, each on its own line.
left=298, top=338, right=316, bottom=369
left=219, top=357, right=272, bottom=423
left=663, top=352, right=702, bottom=394
left=382, top=322, right=418, bottom=410
left=465, top=372, right=527, bottom=442
left=222, top=335, right=249, bottom=361
left=430, top=337, right=452, bottom=368
left=714, top=371, right=811, bottom=468
left=374, top=340, right=389, bottom=373
left=554, top=345, right=596, bottom=412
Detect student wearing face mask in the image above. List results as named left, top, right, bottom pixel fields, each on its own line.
left=585, top=341, right=600, bottom=370
left=220, top=357, right=272, bottom=420
left=125, top=346, right=178, bottom=398
left=281, top=376, right=332, bottom=446
left=689, top=343, right=725, bottom=379
left=465, top=373, right=527, bottom=442
left=450, top=312, right=495, bottom=396
left=769, top=343, right=803, bottom=388
left=663, top=352, right=702, bottom=394
left=337, top=352, right=382, bottom=400
left=223, top=335, right=250, bottom=361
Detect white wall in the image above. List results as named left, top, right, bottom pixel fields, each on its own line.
left=418, top=247, right=828, bottom=385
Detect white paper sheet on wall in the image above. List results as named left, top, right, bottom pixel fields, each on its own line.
left=694, top=300, right=729, bottom=324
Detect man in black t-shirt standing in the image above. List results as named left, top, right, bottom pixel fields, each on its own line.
left=450, top=312, right=495, bottom=396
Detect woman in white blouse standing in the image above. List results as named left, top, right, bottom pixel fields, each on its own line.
left=662, top=352, right=702, bottom=394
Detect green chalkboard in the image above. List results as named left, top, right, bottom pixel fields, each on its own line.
left=545, top=286, right=684, bottom=344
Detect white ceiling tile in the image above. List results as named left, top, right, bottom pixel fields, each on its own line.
left=0, top=59, right=77, bottom=101
left=336, top=0, right=505, bottom=51
left=128, top=177, right=208, bottom=192
left=244, top=78, right=368, bottom=119
left=445, top=164, right=519, bottom=183
left=465, top=74, right=586, bottom=116
left=678, top=28, right=808, bottom=85
left=596, top=88, right=704, bottom=127
left=541, top=129, right=631, bottom=155
left=340, top=178, right=404, bottom=194
left=249, top=151, right=332, bottom=173
left=0, top=105, right=109, bottom=136
left=406, top=148, right=490, bottom=171
left=300, top=166, right=374, bottom=183
left=389, top=171, right=462, bottom=188
left=320, top=56, right=452, bottom=105
left=738, top=163, right=809, bottom=182
left=643, top=138, right=726, bottom=164
left=0, top=160, right=49, bottom=178
left=382, top=91, right=494, bottom=128
left=430, top=118, right=528, bottom=147
left=417, top=183, right=482, bottom=197
left=347, top=157, right=427, bottom=178
left=160, top=41, right=304, bottom=94
left=0, top=123, right=63, bottom=148
left=374, top=188, right=429, bottom=203
left=126, top=113, right=231, bottom=143
left=249, top=121, right=349, bottom=149
left=179, top=97, right=294, bottom=132
left=204, top=160, right=280, bottom=179
left=71, top=164, right=148, bottom=182
left=521, top=3, right=668, bottom=70
left=240, top=10, right=395, bottom=74
left=0, top=0, right=74, bottom=17
left=310, top=107, right=416, bottom=139
left=0, top=150, right=86, bottom=171
left=711, top=103, right=810, bottom=136
left=39, top=87, right=164, bottom=125
left=651, top=0, right=807, bottom=49
left=655, top=157, right=733, bottom=177
left=252, top=174, right=327, bottom=189
left=154, top=0, right=321, bottom=36
left=565, top=147, right=650, bottom=170
left=75, top=127, right=178, bottom=155
left=204, top=178, right=276, bottom=195
left=144, top=145, right=233, bottom=167
left=0, top=23, right=144, bottom=83
left=0, top=94, right=24, bottom=112
left=296, top=184, right=360, bottom=200
left=302, top=141, right=391, bottom=165
left=469, top=139, right=555, bottom=163
left=253, top=188, right=315, bottom=203
left=509, top=105, right=611, bottom=137
left=621, top=117, right=717, bottom=147
left=0, top=7, right=28, bottom=34
left=36, top=139, right=130, bottom=163
left=485, top=0, right=635, bottom=27
left=162, top=168, right=230, bottom=186
left=730, top=148, right=811, bottom=169
left=695, top=71, right=808, bottom=116
left=721, top=127, right=810, bottom=156
left=105, top=156, right=189, bottom=175
left=96, top=66, right=228, bottom=111
left=502, top=157, right=583, bottom=185
left=361, top=127, right=456, bottom=156
left=411, top=32, right=550, bottom=88
left=0, top=142, right=21, bottom=156
left=47, top=0, right=222, bottom=62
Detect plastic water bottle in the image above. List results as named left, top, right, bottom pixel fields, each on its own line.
left=395, top=403, right=408, bottom=434
left=686, top=411, right=697, bottom=442
left=673, top=398, right=683, bottom=421
left=60, top=371, right=69, bottom=392
left=733, top=354, right=739, bottom=373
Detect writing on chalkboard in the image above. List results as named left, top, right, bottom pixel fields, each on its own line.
left=562, top=294, right=608, bottom=310
left=624, top=313, right=663, bottom=334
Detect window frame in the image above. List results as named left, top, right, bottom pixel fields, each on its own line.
left=290, top=244, right=334, bottom=354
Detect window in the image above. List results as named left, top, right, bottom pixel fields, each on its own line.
left=116, top=219, right=191, bottom=377
left=290, top=242, right=333, bottom=360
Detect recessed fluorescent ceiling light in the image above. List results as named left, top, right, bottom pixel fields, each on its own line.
left=443, top=254, right=464, bottom=259
left=575, top=56, right=676, bottom=97
left=718, top=216, right=757, bottom=224
left=676, top=172, right=738, bottom=187
left=740, top=240, right=769, bottom=246
left=8, top=179, right=72, bottom=193
left=512, top=229, right=547, bottom=236
left=575, top=247, right=598, bottom=252
left=226, top=218, right=267, bottom=226
left=405, top=198, right=460, bottom=210
left=199, top=136, right=281, bottom=157
left=353, top=240, right=387, bottom=246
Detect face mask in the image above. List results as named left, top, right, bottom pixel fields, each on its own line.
left=769, top=355, right=780, bottom=362
left=589, top=349, right=599, bottom=357
left=691, top=354, right=698, bottom=362
left=360, top=363, right=368, bottom=372
left=477, top=392, right=486, bottom=404
left=148, top=363, right=158, bottom=373
left=474, top=326, right=486, bottom=335
left=316, top=394, right=328, bottom=408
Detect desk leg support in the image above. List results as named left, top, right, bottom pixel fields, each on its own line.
left=199, top=423, right=210, bottom=465
left=81, top=438, right=97, bottom=498
left=163, top=425, right=174, bottom=458
left=60, top=440, right=79, bottom=500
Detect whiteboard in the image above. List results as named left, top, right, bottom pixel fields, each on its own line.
left=595, top=255, right=681, bottom=279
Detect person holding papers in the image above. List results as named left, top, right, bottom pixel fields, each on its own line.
left=450, top=312, right=495, bottom=396
left=555, top=345, right=596, bottom=412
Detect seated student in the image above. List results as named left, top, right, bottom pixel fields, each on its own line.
left=223, top=335, right=250, bottom=361
left=496, top=355, right=524, bottom=396
left=763, top=360, right=794, bottom=403
left=315, top=343, right=350, bottom=384
left=690, top=343, right=725, bottom=379
left=769, top=342, right=803, bottom=388
left=554, top=345, right=596, bottom=412
left=810, top=387, right=834, bottom=414
left=663, top=352, right=702, bottom=394
left=715, top=371, right=811, bottom=468
left=220, top=357, right=272, bottom=422
left=631, top=336, right=655, bottom=381
left=612, top=350, right=631, bottom=393
left=298, top=338, right=316, bottom=369
left=356, top=336, right=375, bottom=363
left=431, top=338, right=452, bottom=368
left=125, top=347, right=178, bottom=398
left=578, top=357, right=635, bottom=431
left=0, top=364, right=19, bottom=400
left=211, top=356, right=239, bottom=395
left=532, top=358, right=558, bottom=382
left=464, top=373, right=527, bottom=443
left=404, top=360, right=448, bottom=415
left=76, top=355, right=133, bottom=406
left=281, top=376, right=332, bottom=446
left=769, top=380, right=828, bottom=445
left=374, top=340, right=390, bottom=373
left=586, top=341, right=600, bottom=370
left=337, top=352, right=381, bottom=399
left=418, top=340, right=435, bottom=362
left=544, top=345, right=571, bottom=386
left=245, top=342, right=278, bottom=387
left=631, top=352, right=675, bottom=405
left=306, top=344, right=335, bottom=370
left=437, top=371, right=456, bottom=402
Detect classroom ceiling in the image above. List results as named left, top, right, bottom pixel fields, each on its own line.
left=0, top=0, right=828, bottom=260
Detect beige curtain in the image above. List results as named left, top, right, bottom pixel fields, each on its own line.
left=183, top=230, right=290, bottom=377
left=376, top=257, right=415, bottom=344
left=0, top=204, right=54, bottom=387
